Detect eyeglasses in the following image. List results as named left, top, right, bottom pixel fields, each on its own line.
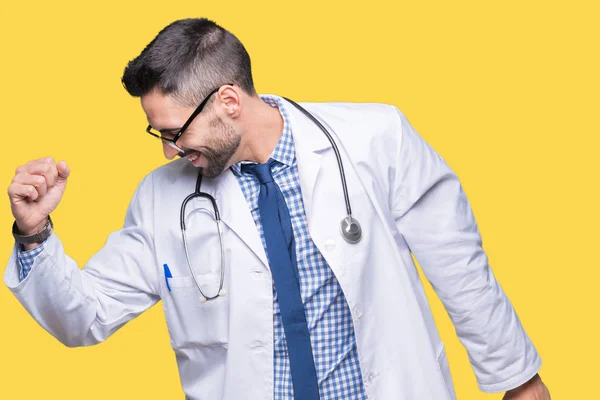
left=146, top=84, right=234, bottom=155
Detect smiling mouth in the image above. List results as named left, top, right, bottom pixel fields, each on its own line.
left=186, top=152, right=200, bottom=162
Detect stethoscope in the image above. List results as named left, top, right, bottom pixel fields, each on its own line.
left=181, top=98, right=362, bottom=301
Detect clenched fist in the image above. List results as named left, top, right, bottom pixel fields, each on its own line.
left=8, top=157, right=70, bottom=237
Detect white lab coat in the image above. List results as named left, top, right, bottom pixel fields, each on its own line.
left=5, top=100, right=541, bottom=400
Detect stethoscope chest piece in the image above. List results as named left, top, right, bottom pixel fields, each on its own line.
left=340, top=216, right=362, bottom=243
left=284, top=97, right=363, bottom=246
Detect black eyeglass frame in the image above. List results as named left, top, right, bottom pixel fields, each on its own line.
left=146, top=84, right=234, bottom=154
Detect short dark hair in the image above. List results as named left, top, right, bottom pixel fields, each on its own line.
left=121, top=18, right=256, bottom=106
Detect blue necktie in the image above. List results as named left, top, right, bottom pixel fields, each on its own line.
left=242, top=159, right=320, bottom=400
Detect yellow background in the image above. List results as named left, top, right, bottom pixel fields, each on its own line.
left=1, top=0, right=598, bottom=398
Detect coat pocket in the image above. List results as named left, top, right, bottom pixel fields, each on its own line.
left=163, top=272, right=230, bottom=349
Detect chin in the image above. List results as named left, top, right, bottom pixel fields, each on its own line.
left=202, top=165, right=226, bottom=178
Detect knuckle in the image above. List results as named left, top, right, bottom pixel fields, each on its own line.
left=12, top=173, right=26, bottom=183
left=49, top=164, right=58, bottom=177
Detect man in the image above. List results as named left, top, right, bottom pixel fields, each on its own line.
left=5, top=18, right=550, bottom=399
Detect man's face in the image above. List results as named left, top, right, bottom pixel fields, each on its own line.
left=141, top=89, right=241, bottom=178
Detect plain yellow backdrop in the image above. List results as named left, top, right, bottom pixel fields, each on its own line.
left=1, top=0, right=598, bottom=398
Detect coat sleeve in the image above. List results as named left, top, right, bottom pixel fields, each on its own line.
left=4, top=173, right=160, bottom=347
left=389, top=106, right=541, bottom=393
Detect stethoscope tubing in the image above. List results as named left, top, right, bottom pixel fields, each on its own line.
left=180, top=97, right=362, bottom=301
left=281, top=97, right=353, bottom=218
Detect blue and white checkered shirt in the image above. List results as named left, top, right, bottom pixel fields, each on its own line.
left=17, top=94, right=367, bottom=399
left=231, top=95, right=367, bottom=399
left=17, top=240, right=46, bottom=282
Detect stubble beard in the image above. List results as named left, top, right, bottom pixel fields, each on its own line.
left=201, top=116, right=241, bottom=178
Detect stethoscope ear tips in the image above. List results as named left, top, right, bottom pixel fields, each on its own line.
left=340, top=216, right=362, bottom=244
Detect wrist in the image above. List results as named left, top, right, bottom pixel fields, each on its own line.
left=13, top=216, right=53, bottom=248
left=507, top=374, right=539, bottom=392
left=16, top=218, right=48, bottom=236
left=504, top=374, right=547, bottom=398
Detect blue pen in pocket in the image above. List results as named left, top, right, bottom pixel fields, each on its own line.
left=164, top=264, right=173, bottom=292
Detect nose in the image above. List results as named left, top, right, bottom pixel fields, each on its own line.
left=163, top=142, right=180, bottom=160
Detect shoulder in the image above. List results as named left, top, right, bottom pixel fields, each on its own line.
left=294, top=101, right=406, bottom=143
left=133, top=158, right=195, bottom=197
left=296, top=101, right=401, bottom=126
left=148, top=158, right=192, bottom=182
left=292, top=100, right=407, bottom=161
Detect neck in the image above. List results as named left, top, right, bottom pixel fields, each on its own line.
left=233, top=96, right=284, bottom=165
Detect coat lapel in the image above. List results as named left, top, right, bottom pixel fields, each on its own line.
left=284, top=99, right=331, bottom=231
left=200, top=169, right=269, bottom=269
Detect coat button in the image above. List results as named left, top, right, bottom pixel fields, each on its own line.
left=365, top=372, right=376, bottom=385
left=354, top=306, right=363, bottom=319
left=324, top=239, right=336, bottom=252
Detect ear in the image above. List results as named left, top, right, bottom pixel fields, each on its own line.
left=216, top=85, right=241, bottom=118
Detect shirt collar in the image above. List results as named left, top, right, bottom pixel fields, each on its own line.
left=230, top=94, right=294, bottom=177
